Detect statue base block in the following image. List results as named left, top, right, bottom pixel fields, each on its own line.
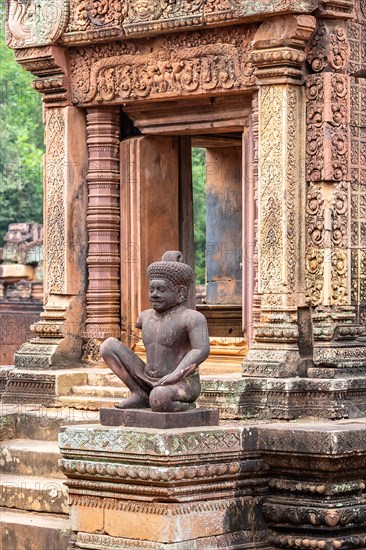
left=100, top=407, right=219, bottom=428
left=59, top=424, right=269, bottom=548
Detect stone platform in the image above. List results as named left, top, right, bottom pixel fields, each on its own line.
left=100, top=407, right=219, bottom=428
left=58, top=420, right=366, bottom=550
left=59, top=424, right=269, bottom=549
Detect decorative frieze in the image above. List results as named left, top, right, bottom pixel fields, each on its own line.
left=62, top=0, right=317, bottom=44
left=69, top=26, right=257, bottom=106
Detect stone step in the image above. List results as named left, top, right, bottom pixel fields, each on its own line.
left=85, top=368, right=126, bottom=387
left=0, top=439, right=65, bottom=478
left=1, top=474, right=68, bottom=515
left=70, top=384, right=130, bottom=398
left=0, top=507, right=70, bottom=550
left=57, top=394, right=123, bottom=410
left=1, top=406, right=100, bottom=441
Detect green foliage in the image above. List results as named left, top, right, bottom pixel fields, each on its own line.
left=192, top=147, right=206, bottom=285
left=0, top=22, right=44, bottom=245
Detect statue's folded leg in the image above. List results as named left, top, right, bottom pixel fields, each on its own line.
left=100, top=337, right=151, bottom=408
left=149, top=376, right=201, bottom=412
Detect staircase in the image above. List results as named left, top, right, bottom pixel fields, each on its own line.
left=0, top=406, right=98, bottom=550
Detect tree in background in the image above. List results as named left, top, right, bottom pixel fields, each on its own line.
left=0, top=16, right=44, bottom=246
left=192, top=147, right=206, bottom=285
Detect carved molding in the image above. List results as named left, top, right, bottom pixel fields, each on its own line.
left=69, top=26, right=257, bottom=106
left=62, top=0, right=318, bottom=44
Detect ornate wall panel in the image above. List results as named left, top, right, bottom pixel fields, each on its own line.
left=44, top=109, right=67, bottom=295
left=68, top=26, right=257, bottom=106
left=258, top=85, right=305, bottom=306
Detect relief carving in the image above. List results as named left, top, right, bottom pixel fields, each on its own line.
left=331, top=249, right=349, bottom=305
left=6, top=0, right=69, bottom=48
left=306, top=184, right=324, bottom=247
left=306, top=249, right=324, bottom=306
left=258, top=86, right=284, bottom=295
left=306, top=22, right=350, bottom=73
left=69, top=26, right=257, bottom=105
left=123, top=0, right=205, bottom=34
left=67, top=0, right=124, bottom=32
left=306, top=73, right=350, bottom=183
left=45, top=109, right=66, bottom=294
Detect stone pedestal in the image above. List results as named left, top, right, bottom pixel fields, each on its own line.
left=258, top=421, right=366, bottom=549
left=59, top=424, right=269, bottom=549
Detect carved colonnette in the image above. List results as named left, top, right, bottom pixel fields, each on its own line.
left=304, top=0, right=366, bottom=378
left=83, top=108, right=121, bottom=361
left=13, top=105, right=89, bottom=371
left=242, top=15, right=316, bottom=378
left=59, top=424, right=269, bottom=549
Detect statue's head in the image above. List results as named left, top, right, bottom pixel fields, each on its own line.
left=147, top=251, right=193, bottom=312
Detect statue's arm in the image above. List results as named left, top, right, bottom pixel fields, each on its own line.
left=156, top=312, right=210, bottom=386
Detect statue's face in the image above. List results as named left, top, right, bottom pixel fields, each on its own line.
left=148, top=279, right=180, bottom=312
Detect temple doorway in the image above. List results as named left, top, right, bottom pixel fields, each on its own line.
left=119, top=97, right=256, bottom=367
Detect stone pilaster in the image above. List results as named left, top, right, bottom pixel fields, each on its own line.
left=243, top=15, right=316, bottom=378
left=304, top=8, right=366, bottom=377
left=14, top=105, right=88, bottom=369
left=83, top=108, right=121, bottom=361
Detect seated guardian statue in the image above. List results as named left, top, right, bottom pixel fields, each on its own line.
left=100, top=251, right=210, bottom=412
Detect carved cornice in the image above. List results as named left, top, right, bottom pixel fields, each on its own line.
left=317, top=0, right=354, bottom=19
left=14, top=46, right=71, bottom=105
left=6, top=0, right=319, bottom=50
left=251, top=15, right=317, bottom=85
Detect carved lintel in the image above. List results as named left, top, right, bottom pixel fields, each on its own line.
left=69, top=26, right=257, bottom=107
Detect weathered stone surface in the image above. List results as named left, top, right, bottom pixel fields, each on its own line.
left=0, top=508, right=70, bottom=550
left=2, top=368, right=89, bottom=405
left=100, top=407, right=219, bottom=428
left=0, top=473, right=68, bottom=514
left=0, top=439, right=65, bottom=479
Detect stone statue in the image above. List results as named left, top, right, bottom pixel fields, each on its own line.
left=101, top=251, right=210, bottom=412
